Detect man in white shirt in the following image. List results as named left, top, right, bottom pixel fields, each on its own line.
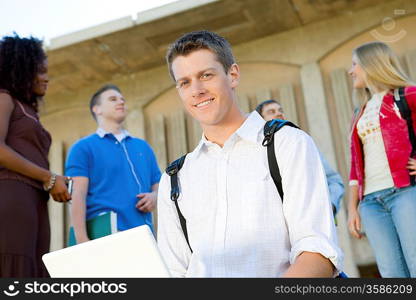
left=157, top=30, right=343, bottom=277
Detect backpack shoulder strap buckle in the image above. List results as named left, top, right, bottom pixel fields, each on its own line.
left=165, top=155, right=187, bottom=201
left=166, top=155, right=187, bottom=176
left=262, top=119, right=280, bottom=146
left=262, top=119, right=298, bottom=146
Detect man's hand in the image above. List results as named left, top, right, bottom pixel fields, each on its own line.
left=136, top=191, right=157, bottom=212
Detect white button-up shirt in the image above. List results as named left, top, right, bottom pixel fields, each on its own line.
left=157, top=111, right=343, bottom=277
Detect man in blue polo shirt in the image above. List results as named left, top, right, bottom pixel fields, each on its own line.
left=65, top=84, right=161, bottom=243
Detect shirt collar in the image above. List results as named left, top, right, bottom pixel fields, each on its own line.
left=96, top=127, right=131, bottom=139
left=371, top=90, right=387, bottom=101
left=192, top=111, right=265, bottom=157
left=235, top=110, right=266, bottom=144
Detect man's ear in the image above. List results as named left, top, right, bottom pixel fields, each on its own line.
left=228, top=63, right=240, bottom=89
left=92, top=105, right=101, bottom=117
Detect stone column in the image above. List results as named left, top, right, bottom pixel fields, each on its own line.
left=48, top=141, right=65, bottom=251
left=300, top=62, right=336, bottom=167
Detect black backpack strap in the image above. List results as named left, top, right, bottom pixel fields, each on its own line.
left=394, top=87, right=416, bottom=185
left=262, top=119, right=299, bottom=201
left=165, top=154, right=193, bottom=252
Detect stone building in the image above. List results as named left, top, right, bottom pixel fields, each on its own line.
left=41, top=0, right=416, bottom=277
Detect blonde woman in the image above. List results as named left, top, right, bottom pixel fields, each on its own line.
left=348, top=41, right=416, bottom=277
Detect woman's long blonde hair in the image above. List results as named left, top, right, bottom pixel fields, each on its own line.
left=353, top=41, right=415, bottom=103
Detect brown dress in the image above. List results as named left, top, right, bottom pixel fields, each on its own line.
left=0, top=90, right=52, bottom=277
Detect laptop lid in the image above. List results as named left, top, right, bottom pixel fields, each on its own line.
left=42, top=225, right=171, bottom=278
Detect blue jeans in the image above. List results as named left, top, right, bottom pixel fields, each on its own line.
left=359, top=185, right=416, bottom=277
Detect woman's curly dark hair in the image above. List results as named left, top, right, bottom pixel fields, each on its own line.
left=0, top=34, right=46, bottom=111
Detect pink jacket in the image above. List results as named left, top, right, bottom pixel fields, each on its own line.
left=349, top=86, right=416, bottom=200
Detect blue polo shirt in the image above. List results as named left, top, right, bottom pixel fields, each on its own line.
left=65, top=130, right=161, bottom=231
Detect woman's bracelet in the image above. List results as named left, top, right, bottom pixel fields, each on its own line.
left=43, top=172, right=57, bottom=191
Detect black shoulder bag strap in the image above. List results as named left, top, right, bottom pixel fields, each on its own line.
left=165, top=154, right=193, bottom=252
left=262, top=119, right=299, bottom=201
left=394, top=87, right=416, bottom=185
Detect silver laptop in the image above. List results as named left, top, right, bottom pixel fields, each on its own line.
left=42, top=225, right=171, bottom=277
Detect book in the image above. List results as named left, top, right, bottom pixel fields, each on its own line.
left=68, top=211, right=117, bottom=246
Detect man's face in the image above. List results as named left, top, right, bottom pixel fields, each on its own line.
left=93, top=89, right=127, bottom=123
left=171, top=49, right=240, bottom=128
left=261, top=102, right=285, bottom=121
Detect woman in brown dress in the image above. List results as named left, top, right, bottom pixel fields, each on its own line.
left=0, top=35, right=71, bottom=277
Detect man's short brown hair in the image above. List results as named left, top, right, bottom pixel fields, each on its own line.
left=89, top=84, right=121, bottom=121
left=255, top=99, right=282, bottom=116
left=166, top=30, right=236, bottom=80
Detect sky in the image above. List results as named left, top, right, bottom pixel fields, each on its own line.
left=0, top=0, right=178, bottom=45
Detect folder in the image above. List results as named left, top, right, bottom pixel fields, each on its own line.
left=68, top=211, right=117, bottom=246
